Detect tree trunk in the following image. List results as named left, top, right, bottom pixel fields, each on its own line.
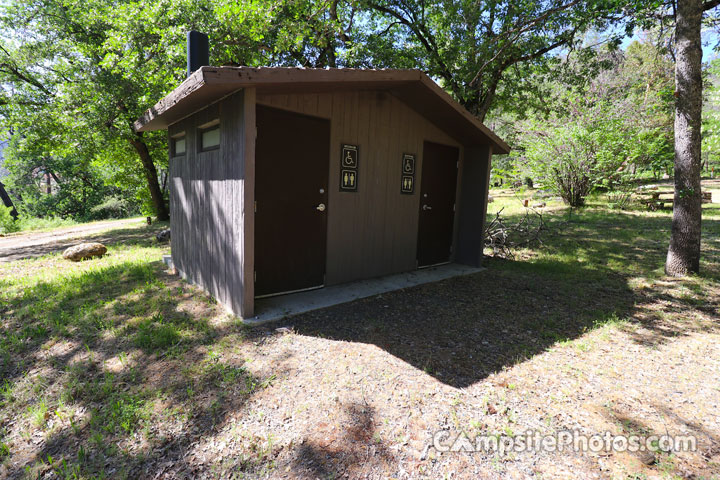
left=666, top=0, right=703, bottom=276
left=129, top=133, right=169, bottom=221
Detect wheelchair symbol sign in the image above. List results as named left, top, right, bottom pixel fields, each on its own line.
left=402, top=155, right=415, bottom=174
left=340, top=144, right=359, bottom=192
left=341, top=145, right=358, bottom=168
left=400, top=154, right=416, bottom=194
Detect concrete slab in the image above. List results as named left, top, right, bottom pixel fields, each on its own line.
left=244, top=263, right=484, bottom=326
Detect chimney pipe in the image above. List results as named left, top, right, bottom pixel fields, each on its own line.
left=187, top=31, right=209, bottom=77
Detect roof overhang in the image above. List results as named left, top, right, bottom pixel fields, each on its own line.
left=135, top=67, right=510, bottom=155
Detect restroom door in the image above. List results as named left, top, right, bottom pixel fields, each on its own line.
left=255, top=106, right=330, bottom=297
left=416, top=141, right=459, bottom=267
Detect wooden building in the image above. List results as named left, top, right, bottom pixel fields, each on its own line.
left=135, top=67, right=509, bottom=318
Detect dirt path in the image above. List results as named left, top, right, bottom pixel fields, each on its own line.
left=0, top=217, right=145, bottom=263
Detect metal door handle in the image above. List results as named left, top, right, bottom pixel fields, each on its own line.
left=316, top=203, right=326, bottom=212
left=422, top=205, right=432, bottom=211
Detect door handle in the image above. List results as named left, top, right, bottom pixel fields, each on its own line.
left=422, top=204, right=432, bottom=211
left=316, top=203, right=326, bottom=212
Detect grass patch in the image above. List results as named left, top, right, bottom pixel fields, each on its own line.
left=0, top=222, right=278, bottom=478
left=132, top=313, right=181, bottom=352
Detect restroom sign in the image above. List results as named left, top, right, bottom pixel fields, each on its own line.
left=340, top=144, right=359, bottom=191
left=402, top=154, right=415, bottom=175
left=401, top=154, right=416, bottom=194
left=341, top=144, right=358, bottom=168
left=341, top=169, right=357, bottom=190
left=401, top=175, right=414, bottom=193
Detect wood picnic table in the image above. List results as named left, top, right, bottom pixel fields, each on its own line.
left=636, top=189, right=713, bottom=210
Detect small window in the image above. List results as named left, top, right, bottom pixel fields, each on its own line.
left=172, top=135, right=186, bottom=156
left=199, top=121, right=220, bottom=151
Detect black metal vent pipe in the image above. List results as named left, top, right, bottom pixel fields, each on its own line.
left=187, top=31, right=209, bottom=77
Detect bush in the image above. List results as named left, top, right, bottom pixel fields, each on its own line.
left=89, top=196, right=135, bottom=220
left=523, top=121, right=614, bottom=207
left=521, top=102, right=644, bottom=207
left=606, top=190, right=634, bottom=210
left=552, top=159, right=592, bottom=207
left=0, top=206, right=19, bottom=234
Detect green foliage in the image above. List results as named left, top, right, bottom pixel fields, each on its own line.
left=490, top=155, right=520, bottom=187
left=133, top=314, right=181, bottom=352
left=0, top=0, right=682, bottom=222
left=13, top=216, right=77, bottom=233
left=505, top=40, right=674, bottom=206
left=89, top=196, right=136, bottom=220
left=354, top=0, right=633, bottom=119
left=0, top=205, right=18, bottom=234
left=0, top=442, right=8, bottom=460
left=703, top=58, right=720, bottom=176
left=606, top=190, right=634, bottom=210
left=523, top=102, right=634, bottom=206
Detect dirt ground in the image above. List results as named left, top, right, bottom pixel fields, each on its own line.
left=0, top=218, right=146, bottom=262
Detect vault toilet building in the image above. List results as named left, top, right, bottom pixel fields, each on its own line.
left=135, top=65, right=509, bottom=318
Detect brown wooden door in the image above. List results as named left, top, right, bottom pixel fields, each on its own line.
left=255, top=106, right=330, bottom=297
left=416, top=142, right=459, bottom=267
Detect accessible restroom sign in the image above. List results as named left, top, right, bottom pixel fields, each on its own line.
left=340, top=144, right=359, bottom=191
left=401, top=154, right=415, bottom=194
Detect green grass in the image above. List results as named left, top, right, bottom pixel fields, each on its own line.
left=132, top=313, right=182, bottom=352
left=1, top=215, right=145, bottom=235
left=0, top=222, right=271, bottom=478
left=1, top=215, right=79, bottom=234
left=488, top=186, right=720, bottom=281
left=13, top=216, right=79, bottom=232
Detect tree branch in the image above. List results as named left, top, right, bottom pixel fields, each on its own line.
left=367, top=2, right=462, bottom=99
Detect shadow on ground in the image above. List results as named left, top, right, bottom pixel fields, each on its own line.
left=281, top=210, right=720, bottom=389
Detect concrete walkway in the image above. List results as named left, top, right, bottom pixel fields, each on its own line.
left=246, top=263, right=484, bottom=325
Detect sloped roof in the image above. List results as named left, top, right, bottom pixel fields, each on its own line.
left=135, top=67, right=510, bottom=154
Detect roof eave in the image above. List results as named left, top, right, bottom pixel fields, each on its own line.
left=134, top=67, right=511, bottom=154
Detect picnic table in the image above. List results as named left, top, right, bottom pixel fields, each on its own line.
left=636, top=188, right=713, bottom=211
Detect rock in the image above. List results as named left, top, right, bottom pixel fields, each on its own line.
left=637, top=450, right=656, bottom=465
left=62, top=242, right=107, bottom=261
left=156, top=229, right=171, bottom=243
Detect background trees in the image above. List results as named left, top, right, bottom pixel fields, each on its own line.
left=0, top=0, right=719, bottom=274
left=0, top=0, right=360, bottom=221
left=509, top=41, right=675, bottom=206
left=353, top=0, right=634, bottom=120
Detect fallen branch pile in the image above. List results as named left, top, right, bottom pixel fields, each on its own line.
left=484, top=207, right=547, bottom=259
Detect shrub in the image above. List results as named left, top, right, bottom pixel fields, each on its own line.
left=89, top=196, right=134, bottom=220
left=521, top=102, right=644, bottom=207
left=552, top=158, right=593, bottom=207
left=606, top=190, right=634, bottom=210
left=0, top=206, right=19, bottom=234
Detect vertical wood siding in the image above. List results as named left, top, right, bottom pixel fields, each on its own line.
left=456, top=145, right=492, bottom=267
left=257, top=90, right=465, bottom=285
left=168, top=90, right=249, bottom=315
